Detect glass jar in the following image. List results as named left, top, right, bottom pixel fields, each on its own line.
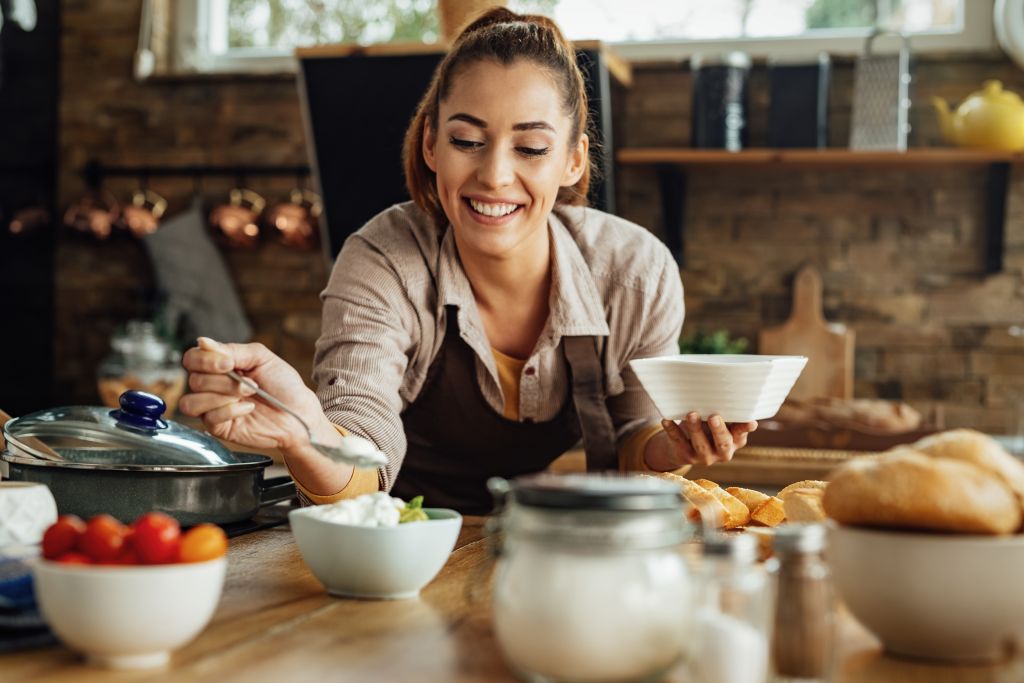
left=489, top=473, right=694, bottom=683
left=770, top=524, right=833, bottom=682
left=689, top=533, right=773, bottom=683
left=97, top=320, right=186, bottom=415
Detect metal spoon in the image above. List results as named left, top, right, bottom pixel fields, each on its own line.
left=226, top=370, right=387, bottom=469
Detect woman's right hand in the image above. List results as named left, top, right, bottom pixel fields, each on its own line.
left=179, top=337, right=327, bottom=452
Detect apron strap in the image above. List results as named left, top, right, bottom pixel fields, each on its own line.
left=563, top=336, right=618, bottom=472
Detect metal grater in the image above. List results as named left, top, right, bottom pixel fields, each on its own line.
left=850, top=30, right=912, bottom=151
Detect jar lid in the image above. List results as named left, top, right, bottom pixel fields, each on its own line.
left=507, top=473, right=683, bottom=511
left=703, top=532, right=757, bottom=564
left=772, top=523, right=827, bottom=554
left=2, top=390, right=249, bottom=470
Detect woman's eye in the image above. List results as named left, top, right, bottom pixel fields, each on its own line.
left=450, top=137, right=483, bottom=150
left=517, top=146, right=550, bottom=157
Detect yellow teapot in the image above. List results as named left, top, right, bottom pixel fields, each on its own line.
left=932, top=80, right=1024, bottom=151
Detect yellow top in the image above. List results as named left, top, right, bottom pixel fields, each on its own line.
left=293, top=348, right=663, bottom=504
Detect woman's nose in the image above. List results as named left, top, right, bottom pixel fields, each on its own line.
left=476, top=149, right=515, bottom=189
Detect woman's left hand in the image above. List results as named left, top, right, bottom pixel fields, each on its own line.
left=661, top=413, right=757, bottom=466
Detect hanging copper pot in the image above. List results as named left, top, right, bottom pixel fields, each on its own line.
left=63, top=191, right=120, bottom=240
left=265, top=188, right=322, bottom=250
left=209, top=188, right=265, bottom=248
left=119, top=188, right=168, bottom=237
left=8, top=206, right=51, bottom=236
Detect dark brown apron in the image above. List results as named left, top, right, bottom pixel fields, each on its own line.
left=392, top=306, right=618, bottom=514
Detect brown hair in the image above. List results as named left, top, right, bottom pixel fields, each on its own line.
left=402, top=7, right=594, bottom=228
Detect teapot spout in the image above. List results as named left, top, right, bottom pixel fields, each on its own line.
left=931, top=96, right=955, bottom=144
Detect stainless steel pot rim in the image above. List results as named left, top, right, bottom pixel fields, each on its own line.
left=0, top=449, right=273, bottom=473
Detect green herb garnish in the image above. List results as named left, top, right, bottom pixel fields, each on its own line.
left=399, top=495, right=429, bottom=524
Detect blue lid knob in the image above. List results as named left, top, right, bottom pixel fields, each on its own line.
left=111, top=390, right=168, bottom=431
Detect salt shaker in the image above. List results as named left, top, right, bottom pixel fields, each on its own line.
left=689, top=533, right=772, bottom=683
left=770, top=524, right=834, bottom=682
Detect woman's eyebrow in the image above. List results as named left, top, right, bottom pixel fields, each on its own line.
left=446, top=113, right=555, bottom=133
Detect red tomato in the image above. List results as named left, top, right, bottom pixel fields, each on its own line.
left=55, top=551, right=93, bottom=565
left=115, top=547, right=140, bottom=565
left=41, top=515, right=86, bottom=560
left=178, top=524, right=228, bottom=563
left=78, top=514, right=129, bottom=563
left=131, top=512, right=181, bottom=564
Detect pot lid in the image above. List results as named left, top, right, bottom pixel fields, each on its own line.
left=3, top=390, right=240, bottom=468
left=500, top=473, right=684, bottom=511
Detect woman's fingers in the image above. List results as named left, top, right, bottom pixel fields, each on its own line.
left=661, top=419, right=697, bottom=464
left=178, top=392, right=244, bottom=418
left=201, top=400, right=256, bottom=428
left=183, top=346, right=234, bottom=374
left=188, top=372, right=257, bottom=397
left=729, top=420, right=758, bottom=449
left=706, top=415, right=736, bottom=462
left=682, top=412, right=720, bottom=466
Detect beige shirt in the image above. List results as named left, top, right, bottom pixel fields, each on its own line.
left=313, top=201, right=684, bottom=492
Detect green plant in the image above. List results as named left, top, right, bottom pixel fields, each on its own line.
left=679, top=329, right=749, bottom=354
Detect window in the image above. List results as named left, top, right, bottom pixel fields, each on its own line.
left=160, top=0, right=994, bottom=76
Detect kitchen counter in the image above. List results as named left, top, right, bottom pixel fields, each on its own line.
left=5, top=518, right=1022, bottom=682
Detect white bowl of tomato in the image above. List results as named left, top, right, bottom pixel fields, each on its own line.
left=32, top=512, right=228, bottom=668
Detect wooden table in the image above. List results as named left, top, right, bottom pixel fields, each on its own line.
left=5, top=518, right=1023, bottom=682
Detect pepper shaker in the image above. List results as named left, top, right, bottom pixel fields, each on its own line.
left=771, top=524, right=834, bottom=682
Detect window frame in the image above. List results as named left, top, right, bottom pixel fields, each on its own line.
left=166, top=0, right=998, bottom=77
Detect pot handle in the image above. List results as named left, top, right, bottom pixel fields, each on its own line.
left=259, top=475, right=297, bottom=507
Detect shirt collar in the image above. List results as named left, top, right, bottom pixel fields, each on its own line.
left=435, top=211, right=610, bottom=341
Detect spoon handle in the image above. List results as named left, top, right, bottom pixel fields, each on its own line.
left=225, top=370, right=315, bottom=440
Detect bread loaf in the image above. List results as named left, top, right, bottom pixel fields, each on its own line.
left=823, top=449, right=1021, bottom=535
left=778, top=480, right=829, bottom=499
left=912, top=429, right=1024, bottom=504
left=725, top=487, right=772, bottom=513
left=782, top=488, right=826, bottom=523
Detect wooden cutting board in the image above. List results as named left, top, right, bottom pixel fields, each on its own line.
left=759, top=265, right=854, bottom=401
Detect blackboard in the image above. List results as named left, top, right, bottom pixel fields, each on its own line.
left=298, top=46, right=617, bottom=261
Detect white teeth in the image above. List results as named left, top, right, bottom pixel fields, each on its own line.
left=468, top=199, right=519, bottom=217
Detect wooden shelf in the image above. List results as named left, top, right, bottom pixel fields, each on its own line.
left=617, top=147, right=1020, bottom=166
left=619, top=147, right=1014, bottom=273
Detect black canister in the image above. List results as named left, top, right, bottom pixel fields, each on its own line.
left=691, top=52, right=751, bottom=151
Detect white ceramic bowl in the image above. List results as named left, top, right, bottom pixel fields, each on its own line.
left=629, top=354, right=807, bottom=422
left=828, top=523, right=1024, bottom=663
left=289, top=507, right=462, bottom=600
left=32, top=557, right=226, bottom=668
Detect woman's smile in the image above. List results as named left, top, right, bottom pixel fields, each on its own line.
left=462, top=196, right=525, bottom=225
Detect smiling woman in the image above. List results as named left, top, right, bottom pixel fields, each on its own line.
left=179, top=7, right=759, bottom=514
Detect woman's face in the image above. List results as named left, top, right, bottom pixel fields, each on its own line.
left=423, top=59, right=588, bottom=261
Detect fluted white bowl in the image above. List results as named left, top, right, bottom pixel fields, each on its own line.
left=629, top=354, right=807, bottom=423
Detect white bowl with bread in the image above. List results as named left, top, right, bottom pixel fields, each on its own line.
left=629, top=354, right=807, bottom=423
left=824, top=429, right=1024, bottom=663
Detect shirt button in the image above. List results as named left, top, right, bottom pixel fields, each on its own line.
left=328, top=377, right=338, bottom=386
left=524, top=366, right=536, bottom=376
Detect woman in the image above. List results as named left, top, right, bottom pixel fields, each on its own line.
left=180, top=8, right=757, bottom=514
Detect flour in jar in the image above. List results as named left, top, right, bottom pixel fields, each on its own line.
left=293, top=492, right=428, bottom=527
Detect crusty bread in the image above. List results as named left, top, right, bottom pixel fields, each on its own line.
left=912, top=429, right=1024, bottom=504
left=782, top=488, right=827, bottom=523
left=693, top=479, right=720, bottom=491
left=651, top=473, right=749, bottom=529
left=778, top=479, right=829, bottom=499
left=726, top=487, right=772, bottom=513
left=823, top=449, right=1021, bottom=535
left=750, top=496, right=786, bottom=527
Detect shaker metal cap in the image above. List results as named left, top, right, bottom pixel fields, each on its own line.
left=703, top=532, right=758, bottom=563
left=772, top=522, right=827, bottom=554
left=507, top=473, right=684, bottom=511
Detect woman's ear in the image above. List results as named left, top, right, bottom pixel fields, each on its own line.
left=560, top=133, right=589, bottom=187
left=422, top=118, right=438, bottom=173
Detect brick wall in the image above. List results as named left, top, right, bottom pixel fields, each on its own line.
left=57, top=2, right=1024, bottom=434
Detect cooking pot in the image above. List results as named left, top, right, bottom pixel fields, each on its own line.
left=0, top=390, right=295, bottom=526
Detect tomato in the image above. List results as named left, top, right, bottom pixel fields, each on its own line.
left=131, top=512, right=181, bottom=564
left=41, top=515, right=86, bottom=560
left=178, top=524, right=228, bottom=563
left=77, top=514, right=129, bottom=563
left=115, top=547, right=140, bottom=565
left=55, top=551, right=93, bottom=565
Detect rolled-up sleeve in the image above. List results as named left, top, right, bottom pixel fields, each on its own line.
left=606, top=247, right=684, bottom=469
left=313, top=234, right=419, bottom=492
